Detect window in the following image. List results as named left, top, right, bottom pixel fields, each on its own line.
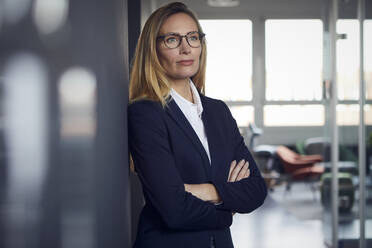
left=365, top=20, right=372, bottom=100
left=335, top=20, right=372, bottom=125
left=199, top=19, right=252, bottom=102
left=337, top=20, right=359, bottom=100
left=199, top=18, right=370, bottom=128
left=365, top=104, right=372, bottom=125
left=265, top=20, right=323, bottom=101
left=336, top=104, right=359, bottom=126
left=264, top=105, right=324, bottom=126
left=336, top=104, right=372, bottom=126
left=200, top=19, right=253, bottom=126
left=264, top=19, right=323, bottom=126
left=230, top=105, right=254, bottom=126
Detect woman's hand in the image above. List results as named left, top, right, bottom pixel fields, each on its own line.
left=184, top=183, right=221, bottom=204
left=228, top=159, right=250, bottom=182
left=229, top=159, right=250, bottom=216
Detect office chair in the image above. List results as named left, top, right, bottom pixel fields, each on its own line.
left=276, top=145, right=324, bottom=192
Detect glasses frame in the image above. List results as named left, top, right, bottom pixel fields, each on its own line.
left=157, top=31, right=205, bottom=49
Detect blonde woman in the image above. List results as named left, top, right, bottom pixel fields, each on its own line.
left=128, top=2, right=267, bottom=248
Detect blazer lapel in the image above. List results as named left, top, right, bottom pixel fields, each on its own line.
left=165, top=98, right=211, bottom=175
left=199, top=94, right=219, bottom=171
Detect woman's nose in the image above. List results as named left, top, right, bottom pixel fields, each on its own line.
left=179, top=37, right=191, bottom=54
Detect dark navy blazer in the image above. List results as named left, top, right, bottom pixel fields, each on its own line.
left=128, top=92, right=267, bottom=248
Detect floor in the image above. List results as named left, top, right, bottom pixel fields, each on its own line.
left=230, top=182, right=327, bottom=248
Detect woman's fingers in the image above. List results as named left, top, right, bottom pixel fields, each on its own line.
left=228, top=159, right=245, bottom=182
left=228, top=160, right=236, bottom=181
left=228, top=159, right=251, bottom=182
left=236, top=161, right=249, bottom=181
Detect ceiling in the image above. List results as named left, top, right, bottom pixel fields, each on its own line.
left=143, top=0, right=371, bottom=19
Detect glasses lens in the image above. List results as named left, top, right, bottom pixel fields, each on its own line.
left=164, top=34, right=180, bottom=49
left=186, top=32, right=201, bottom=48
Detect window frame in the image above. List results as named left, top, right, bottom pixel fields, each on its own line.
left=191, top=2, right=371, bottom=144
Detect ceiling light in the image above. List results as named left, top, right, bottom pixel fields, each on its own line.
left=207, top=0, right=240, bottom=7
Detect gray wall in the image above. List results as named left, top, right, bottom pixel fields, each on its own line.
left=0, top=0, right=132, bottom=247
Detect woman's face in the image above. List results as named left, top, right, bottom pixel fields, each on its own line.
left=157, top=13, right=202, bottom=84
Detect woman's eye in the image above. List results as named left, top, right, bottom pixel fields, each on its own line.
left=166, top=36, right=178, bottom=44
left=189, top=35, right=199, bottom=41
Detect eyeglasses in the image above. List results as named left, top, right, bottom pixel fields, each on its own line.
left=157, top=31, right=205, bottom=49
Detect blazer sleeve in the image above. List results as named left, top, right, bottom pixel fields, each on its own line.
left=128, top=101, right=232, bottom=231
left=212, top=101, right=267, bottom=213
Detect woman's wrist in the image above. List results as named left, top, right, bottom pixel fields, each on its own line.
left=205, top=183, right=222, bottom=203
left=184, top=183, right=221, bottom=203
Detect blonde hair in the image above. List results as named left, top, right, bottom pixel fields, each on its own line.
left=129, top=2, right=207, bottom=106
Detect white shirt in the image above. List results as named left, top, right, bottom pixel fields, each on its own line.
left=170, top=80, right=211, bottom=164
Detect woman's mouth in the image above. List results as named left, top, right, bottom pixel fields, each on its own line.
left=177, top=60, right=194, bottom=66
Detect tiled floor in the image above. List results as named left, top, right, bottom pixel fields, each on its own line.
left=230, top=183, right=327, bottom=248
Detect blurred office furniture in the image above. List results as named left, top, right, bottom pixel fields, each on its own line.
left=303, top=137, right=359, bottom=175
left=304, top=137, right=331, bottom=162
left=247, top=123, right=279, bottom=189
left=276, top=145, right=324, bottom=191
left=253, top=145, right=279, bottom=190
left=304, top=137, right=358, bottom=164
left=248, top=122, right=276, bottom=171
left=248, top=123, right=263, bottom=149
left=321, top=172, right=354, bottom=213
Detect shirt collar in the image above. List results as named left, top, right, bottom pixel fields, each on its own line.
left=170, top=79, right=203, bottom=117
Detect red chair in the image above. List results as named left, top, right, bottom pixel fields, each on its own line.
left=276, top=146, right=324, bottom=190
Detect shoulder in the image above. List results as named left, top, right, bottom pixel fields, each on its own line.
left=127, top=99, right=168, bottom=130
left=200, top=94, right=237, bottom=129
left=128, top=99, right=169, bottom=139
left=200, top=94, right=230, bottom=114
left=128, top=99, right=164, bottom=117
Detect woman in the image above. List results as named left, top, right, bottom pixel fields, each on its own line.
left=128, top=2, right=267, bottom=248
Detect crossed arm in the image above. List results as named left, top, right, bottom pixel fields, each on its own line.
left=184, top=159, right=250, bottom=206
left=184, top=101, right=267, bottom=214
left=129, top=102, right=235, bottom=230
